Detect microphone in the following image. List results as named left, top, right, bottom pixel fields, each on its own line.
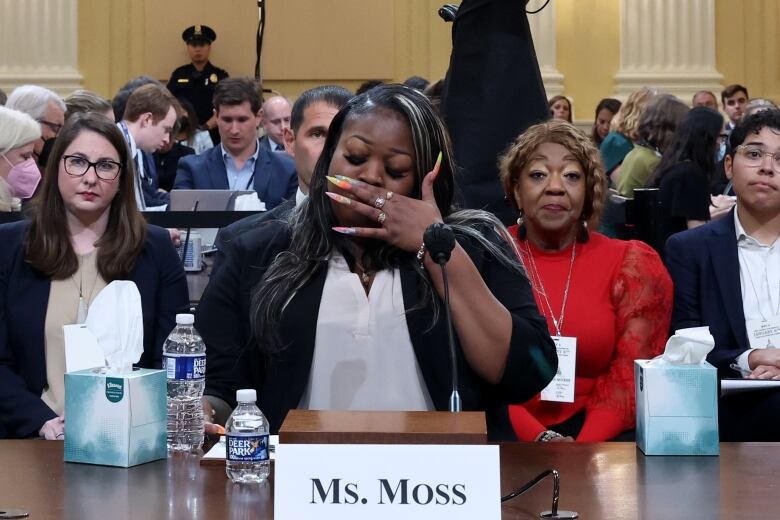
left=423, top=223, right=460, bottom=412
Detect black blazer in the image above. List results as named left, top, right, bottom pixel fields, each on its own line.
left=196, top=220, right=558, bottom=437
left=0, top=222, right=190, bottom=438
left=665, top=210, right=748, bottom=377
left=173, top=144, right=297, bottom=210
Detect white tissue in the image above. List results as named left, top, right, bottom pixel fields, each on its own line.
left=648, top=326, right=714, bottom=365
left=84, top=281, right=144, bottom=374
left=234, top=193, right=266, bottom=211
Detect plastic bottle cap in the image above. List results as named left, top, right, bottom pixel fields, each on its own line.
left=176, top=313, right=195, bottom=325
left=236, top=389, right=257, bottom=403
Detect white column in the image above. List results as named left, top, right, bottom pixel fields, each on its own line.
left=0, top=0, right=82, bottom=96
left=614, top=0, right=722, bottom=103
left=528, top=1, right=564, bottom=99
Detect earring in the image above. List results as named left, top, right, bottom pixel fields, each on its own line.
left=578, top=219, right=590, bottom=243
left=516, top=210, right=527, bottom=239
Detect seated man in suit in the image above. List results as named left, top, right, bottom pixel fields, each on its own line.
left=174, top=77, right=296, bottom=210
left=666, top=109, right=780, bottom=441
left=258, top=95, right=292, bottom=153
left=210, top=85, right=353, bottom=280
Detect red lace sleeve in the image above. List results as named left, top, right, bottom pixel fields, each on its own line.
left=577, top=241, right=672, bottom=441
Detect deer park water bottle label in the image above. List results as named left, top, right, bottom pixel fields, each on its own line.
left=164, top=355, right=206, bottom=381
left=227, top=434, right=270, bottom=462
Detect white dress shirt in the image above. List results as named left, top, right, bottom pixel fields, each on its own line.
left=734, top=209, right=780, bottom=372
left=298, top=252, right=434, bottom=411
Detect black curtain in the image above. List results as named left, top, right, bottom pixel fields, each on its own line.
left=441, top=0, right=549, bottom=225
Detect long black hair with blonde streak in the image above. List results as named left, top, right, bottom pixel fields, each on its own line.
left=250, top=84, right=524, bottom=353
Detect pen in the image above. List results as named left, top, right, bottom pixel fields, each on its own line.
left=729, top=363, right=751, bottom=378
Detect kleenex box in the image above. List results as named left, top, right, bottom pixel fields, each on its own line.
left=635, top=360, right=719, bottom=456
left=64, top=368, right=167, bottom=467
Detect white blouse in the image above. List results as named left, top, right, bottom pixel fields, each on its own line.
left=298, top=253, right=434, bottom=411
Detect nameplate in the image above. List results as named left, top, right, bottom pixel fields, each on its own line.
left=274, top=443, right=500, bottom=519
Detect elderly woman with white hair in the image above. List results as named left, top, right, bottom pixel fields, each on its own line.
left=6, top=85, right=66, bottom=166
left=0, top=106, right=42, bottom=211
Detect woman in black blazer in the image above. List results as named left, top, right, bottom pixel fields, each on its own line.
left=197, top=85, right=558, bottom=439
left=0, top=113, right=188, bottom=440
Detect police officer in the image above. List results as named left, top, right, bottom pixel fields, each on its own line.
left=167, top=24, right=228, bottom=144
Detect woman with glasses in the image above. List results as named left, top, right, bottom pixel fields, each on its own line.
left=0, top=113, right=188, bottom=440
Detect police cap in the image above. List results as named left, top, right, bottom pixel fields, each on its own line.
left=182, top=25, right=217, bottom=45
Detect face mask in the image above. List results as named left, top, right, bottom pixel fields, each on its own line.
left=38, top=137, right=56, bottom=170
left=3, top=156, right=42, bottom=199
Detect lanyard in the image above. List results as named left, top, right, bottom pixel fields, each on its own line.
left=521, top=240, right=576, bottom=337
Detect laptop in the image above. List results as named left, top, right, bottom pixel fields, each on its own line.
left=169, top=189, right=257, bottom=211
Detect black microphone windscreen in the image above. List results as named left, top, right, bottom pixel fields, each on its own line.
left=423, top=223, right=456, bottom=264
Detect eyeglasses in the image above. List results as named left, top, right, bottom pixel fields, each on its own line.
left=735, top=145, right=780, bottom=173
left=62, top=155, right=122, bottom=180
left=38, top=119, right=63, bottom=135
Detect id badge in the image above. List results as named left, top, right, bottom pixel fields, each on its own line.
left=746, top=315, right=780, bottom=349
left=540, top=336, right=577, bottom=403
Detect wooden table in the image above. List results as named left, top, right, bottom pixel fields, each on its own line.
left=0, top=441, right=777, bottom=519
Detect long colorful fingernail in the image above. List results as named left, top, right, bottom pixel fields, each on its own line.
left=432, top=151, right=443, bottom=179
left=332, top=226, right=357, bottom=235
left=325, top=191, right=351, bottom=205
left=326, top=175, right=352, bottom=190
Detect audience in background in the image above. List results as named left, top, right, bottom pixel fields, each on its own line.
left=64, top=90, right=114, bottom=122
left=118, top=84, right=179, bottom=210
left=548, top=95, right=572, bottom=122
left=6, top=85, right=66, bottom=169
left=0, top=113, right=188, bottom=440
left=258, top=96, right=292, bottom=153
left=0, top=106, right=42, bottom=211
left=591, top=98, right=621, bottom=147
left=174, top=98, right=213, bottom=154
left=403, top=75, right=430, bottom=92
left=599, top=87, right=657, bottom=178
left=500, top=120, right=671, bottom=441
left=721, top=84, right=749, bottom=134
left=744, top=98, right=778, bottom=118
left=692, top=90, right=719, bottom=109
left=174, top=77, right=296, bottom=209
left=355, top=79, right=384, bottom=95
left=649, top=107, right=727, bottom=252
left=666, top=109, right=780, bottom=441
left=111, top=76, right=164, bottom=122
left=615, top=94, right=689, bottom=197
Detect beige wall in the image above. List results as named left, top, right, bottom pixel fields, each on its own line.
left=78, top=0, right=780, bottom=118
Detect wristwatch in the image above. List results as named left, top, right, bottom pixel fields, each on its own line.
left=537, top=430, right=564, bottom=442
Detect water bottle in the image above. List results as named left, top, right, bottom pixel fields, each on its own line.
left=226, top=389, right=270, bottom=483
left=164, top=313, right=206, bottom=452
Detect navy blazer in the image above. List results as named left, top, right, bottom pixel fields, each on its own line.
left=0, top=222, right=190, bottom=438
left=173, top=144, right=297, bottom=210
left=196, top=219, right=558, bottom=438
left=665, top=210, right=748, bottom=377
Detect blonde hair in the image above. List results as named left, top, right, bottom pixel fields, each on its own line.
left=610, top=87, right=658, bottom=142
left=499, top=120, right=607, bottom=230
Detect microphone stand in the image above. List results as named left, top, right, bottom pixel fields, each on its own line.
left=423, top=223, right=460, bottom=412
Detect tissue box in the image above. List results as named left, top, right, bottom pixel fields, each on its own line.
left=635, top=360, right=719, bottom=456
left=64, top=368, right=167, bottom=467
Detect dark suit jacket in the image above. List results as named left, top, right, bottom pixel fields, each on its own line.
left=140, top=151, right=170, bottom=208
left=0, top=222, right=190, bottom=438
left=173, top=144, right=297, bottom=210
left=196, top=220, right=558, bottom=438
left=258, top=135, right=285, bottom=153
left=211, top=198, right=295, bottom=278
left=665, top=210, right=748, bottom=377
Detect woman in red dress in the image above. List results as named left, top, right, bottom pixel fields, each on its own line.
left=500, top=120, right=673, bottom=442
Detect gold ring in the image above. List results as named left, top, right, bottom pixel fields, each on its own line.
left=374, top=196, right=386, bottom=209
left=377, top=211, right=387, bottom=224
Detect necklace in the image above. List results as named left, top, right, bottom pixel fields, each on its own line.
left=71, top=253, right=99, bottom=324
left=521, top=240, right=576, bottom=336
